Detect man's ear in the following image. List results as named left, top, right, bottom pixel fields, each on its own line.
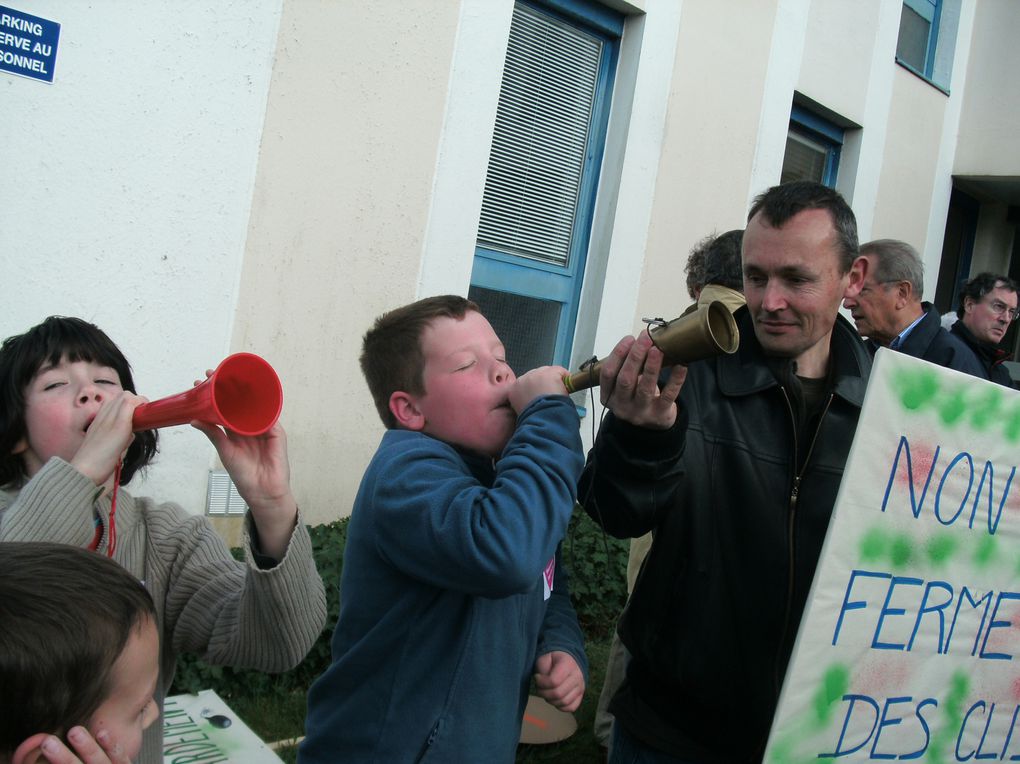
left=12, top=733, right=48, bottom=764
left=10, top=436, right=26, bottom=456
left=895, top=280, right=912, bottom=308
left=389, top=392, right=426, bottom=432
left=845, top=255, right=869, bottom=299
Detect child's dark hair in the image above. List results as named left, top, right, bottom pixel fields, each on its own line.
left=0, top=542, right=157, bottom=757
left=0, top=316, right=159, bottom=487
left=360, top=295, right=479, bottom=428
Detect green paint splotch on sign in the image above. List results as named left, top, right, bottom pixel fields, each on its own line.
left=812, top=664, right=850, bottom=726
left=894, top=368, right=939, bottom=411
left=970, top=386, right=1003, bottom=429
left=858, top=527, right=915, bottom=569
left=767, top=664, right=849, bottom=764
left=938, top=388, right=967, bottom=425
left=891, top=367, right=1020, bottom=440
left=860, top=527, right=887, bottom=563
left=890, top=533, right=914, bottom=568
left=974, top=534, right=998, bottom=568
left=927, top=671, right=970, bottom=764
left=925, top=532, right=957, bottom=566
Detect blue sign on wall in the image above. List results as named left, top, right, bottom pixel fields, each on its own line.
left=0, top=5, right=60, bottom=83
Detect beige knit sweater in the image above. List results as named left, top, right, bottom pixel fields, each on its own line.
left=0, top=458, right=328, bottom=763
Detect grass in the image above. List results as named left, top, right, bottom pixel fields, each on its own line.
left=234, top=632, right=613, bottom=764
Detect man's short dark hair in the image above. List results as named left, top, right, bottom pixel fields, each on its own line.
left=860, top=239, right=924, bottom=297
left=747, top=181, right=859, bottom=273
left=701, top=229, right=744, bottom=292
left=0, top=542, right=157, bottom=757
left=956, top=272, right=1019, bottom=319
left=0, top=317, right=159, bottom=488
left=360, top=295, right=479, bottom=429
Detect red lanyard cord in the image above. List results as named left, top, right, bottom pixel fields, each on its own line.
left=87, top=459, right=122, bottom=558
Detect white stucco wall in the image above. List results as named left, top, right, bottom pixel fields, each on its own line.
left=955, top=0, right=1020, bottom=174
left=232, top=0, right=462, bottom=526
left=0, top=0, right=282, bottom=510
left=871, top=69, right=952, bottom=271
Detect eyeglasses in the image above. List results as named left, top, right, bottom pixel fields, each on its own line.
left=982, top=299, right=1020, bottom=322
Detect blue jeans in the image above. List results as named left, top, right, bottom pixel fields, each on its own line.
left=609, top=723, right=699, bottom=764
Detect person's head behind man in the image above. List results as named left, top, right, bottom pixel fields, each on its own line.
left=360, top=295, right=517, bottom=458
left=956, top=272, right=1019, bottom=346
left=843, top=239, right=924, bottom=345
left=0, top=542, right=160, bottom=764
left=701, top=229, right=744, bottom=292
left=742, top=181, right=863, bottom=378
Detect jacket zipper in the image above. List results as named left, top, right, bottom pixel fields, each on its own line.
left=773, top=388, right=834, bottom=697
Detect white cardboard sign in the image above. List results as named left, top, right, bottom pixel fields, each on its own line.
left=766, top=349, right=1020, bottom=762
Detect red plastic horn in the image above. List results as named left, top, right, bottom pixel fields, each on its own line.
left=133, top=353, right=283, bottom=436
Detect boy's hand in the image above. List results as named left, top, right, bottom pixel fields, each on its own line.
left=508, top=365, right=571, bottom=414
left=192, top=412, right=297, bottom=560
left=533, top=650, right=585, bottom=713
left=71, top=391, right=146, bottom=489
left=598, top=332, right=686, bottom=430
left=35, top=726, right=131, bottom=764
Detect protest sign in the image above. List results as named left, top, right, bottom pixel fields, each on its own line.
left=162, top=690, right=283, bottom=764
left=766, top=349, right=1020, bottom=762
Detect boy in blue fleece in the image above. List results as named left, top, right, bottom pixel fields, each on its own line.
left=300, top=295, right=587, bottom=763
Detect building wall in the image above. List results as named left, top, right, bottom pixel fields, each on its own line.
left=232, top=0, right=463, bottom=523
left=5, top=0, right=1018, bottom=529
left=870, top=69, right=951, bottom=257
left=1, top=0, right=283, bottom=511
left=955, top=0, right=1020, bottom=174
left=954, top=0, right=1020, bottom=276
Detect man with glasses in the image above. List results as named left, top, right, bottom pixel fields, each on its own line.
left=951, top=272, right=1019, bottom=388
left=842, top=239, right=984, bottom=376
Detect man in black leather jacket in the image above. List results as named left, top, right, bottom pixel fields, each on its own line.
left=580, top=181, right=872, bottom=763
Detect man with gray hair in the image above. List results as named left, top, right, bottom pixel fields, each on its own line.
left=843, top=238, right=983, bottom=376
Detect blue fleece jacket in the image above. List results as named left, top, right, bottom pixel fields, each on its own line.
left=299, top=395, right=587, bottom=763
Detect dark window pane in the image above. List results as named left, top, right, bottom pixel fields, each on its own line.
left=781, top=133, right=827, bottom=185
left=897, top=4, right=931, bottom=72
left=468, top=286, right=559, bottom=375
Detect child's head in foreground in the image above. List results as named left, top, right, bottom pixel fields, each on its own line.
left=360, top=295, right=517, bottom=458
left=0, top=316, right=158, bottom=489
left=0, top=542, right=160, bottom=764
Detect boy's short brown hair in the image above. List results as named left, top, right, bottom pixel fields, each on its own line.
left=0, top=542, right=157, bottom=757
left=360, top=295, right=479, bottom=428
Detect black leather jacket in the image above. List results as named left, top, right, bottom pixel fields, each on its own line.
left=580, top=308, right=871, bottom=762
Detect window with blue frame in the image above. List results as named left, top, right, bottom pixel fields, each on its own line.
left=895, top=0, right=959, bottom=92
left=780, top=105, right=844, bottom=188
left=469, top=0, right=622, bottom=374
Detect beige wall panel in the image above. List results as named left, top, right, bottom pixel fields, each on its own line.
left=972, top=203, right=1017, bottom=275
left=233, top=0, right=462, bottom=524
left=636, top=0, right=780, bottom=319
left=799, top=0, right=878, bottom=123
left=871, top=69, right=948, bottom=252
left=955, top=0, right=1020, bottom=174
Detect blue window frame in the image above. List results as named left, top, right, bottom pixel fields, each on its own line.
left=896, top=0, right=942, bottom=80
left=469, top=0, right=623, bottom=374
left=781, top=105, right=844, bottom=188
left=895, top=0, right=959, bottom=92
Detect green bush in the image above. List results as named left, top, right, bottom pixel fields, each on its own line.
left=170, top=507, right=628, bottom=697
left=561, top=506, right=629, bottom=637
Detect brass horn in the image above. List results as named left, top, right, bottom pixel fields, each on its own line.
left=563, top=301, right=739, bottom=393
